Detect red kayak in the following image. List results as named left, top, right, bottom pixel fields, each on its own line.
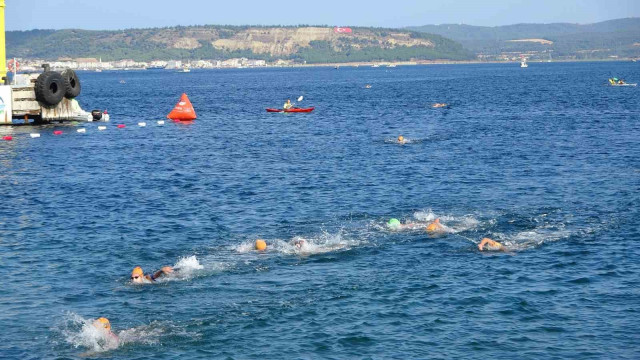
left=266, top=107, right=315, bottom=113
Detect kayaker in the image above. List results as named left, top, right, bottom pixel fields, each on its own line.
left=284, top=99, right=293, bottom=110
left=478, top=238, right=508, bottom=252
left=130, top=265, right=174, bottom=284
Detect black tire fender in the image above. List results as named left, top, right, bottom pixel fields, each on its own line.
left=61, top=69, right=81, bottom=98
left=35, top=71, right=65, bottom=107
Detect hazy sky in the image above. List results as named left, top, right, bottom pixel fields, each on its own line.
left=5, top=0, right=640, bottom=31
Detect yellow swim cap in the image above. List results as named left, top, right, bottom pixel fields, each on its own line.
left=94, top=317, right=111, bottom=331
left=398, top=135, right=404, bottom=142
left=255, top=239, right=267, bottom=251
left=131, top=266, right=144, bottom=277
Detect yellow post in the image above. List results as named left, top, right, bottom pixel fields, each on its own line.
left=0, top=0, right=5, bottom=81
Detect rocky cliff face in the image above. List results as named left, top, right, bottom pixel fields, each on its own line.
left=7, top=25, right=470, bottom=62
left=147, top=26, right=434, bottom=56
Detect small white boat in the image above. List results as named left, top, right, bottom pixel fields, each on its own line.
left=387, top=64, right=396, bottom=68
left=95, top=69, right=102, bottom=72
left=372, top=64, right=380, bottom=68
left=520, top=58, right=528, bottom=68
left=610, top=83, right=637, bottom=87
left=180, top=66, right=191, bottom=73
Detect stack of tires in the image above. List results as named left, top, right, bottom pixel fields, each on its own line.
left=35, top=69, right=81, bottom=107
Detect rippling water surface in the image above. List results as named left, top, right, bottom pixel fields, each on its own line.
left=1, top=62, right=639, bottom=359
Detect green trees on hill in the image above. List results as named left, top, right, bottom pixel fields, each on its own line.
left=6, top=26, right=472, bottom=63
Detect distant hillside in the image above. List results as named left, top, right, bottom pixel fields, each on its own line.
left=7, top=25, right=472, bottom=63
left=408, top=18, right=640, bottom=59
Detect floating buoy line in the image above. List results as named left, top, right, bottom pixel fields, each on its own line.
left=1, top=94, right=195, bottom=141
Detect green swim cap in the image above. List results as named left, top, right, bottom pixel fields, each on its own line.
left=388, top=218, right=401, bottom=228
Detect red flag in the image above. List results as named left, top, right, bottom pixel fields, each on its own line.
left=167, top=93, right=197, bottom=121
left=333, top=27, right=352, bottom=34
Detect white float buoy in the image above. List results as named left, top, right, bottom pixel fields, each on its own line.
left=30, top=133, right=41, bottom=138
left=77, top=128, right=86, bottom=133
left=138, top=122, right=147, bottom=127
left=157, top=120, right=165, bottom=125
left=103, top=114, right=110, bottom=122
left=98, top=126, right=107, bottom=131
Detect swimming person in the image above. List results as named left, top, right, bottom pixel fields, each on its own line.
left=397, top=135, right=407, bottom=144
left=478, top=238, right=508, bottom=252
left=387, top=218, right=423, bottom=230
left=425, top=218, right=445, bottom=233
left=283, top=99, right=293, bottom=110
left=130, top=265, right=174, bottom=284
left=255, top=239, right=267, bottom=251
left=432, top=103, right=448, bottom=108
left=292, top=239, right=306, bottom=249
left=93, top=317, right=119, bottom=342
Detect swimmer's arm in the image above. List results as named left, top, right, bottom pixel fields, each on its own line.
left=151, top=266, right=174, bottom=279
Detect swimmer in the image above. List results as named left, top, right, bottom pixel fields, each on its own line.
left=478, top=237, right=508, bottom=252
left=255, top=239, right=267, bottom=251
left=387, top=218, right=421, bottom=230
left=93, top=317, right=119, bottom=342
left=397, top=135, right=407, bottom=144
left=292, top=239, right=306, bottom=249
left=432, top=103, right=448, bottom=108
left=130, top=265, right=174, bottom=284
left=365, top=84, right=372, bottom=89
left=425, top=218, right=445, bottom=233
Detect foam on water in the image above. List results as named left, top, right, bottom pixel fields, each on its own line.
left=380, top=210, right=480, bottom=234
left=60, top=313, right=120, bottom=353
left=383, top=137, right=423, bottom=145
left=235, top=230, right=363, bottom=256
left=489, top=227, right=574, bottom=251
left=59, top=313, right=197, bottom=354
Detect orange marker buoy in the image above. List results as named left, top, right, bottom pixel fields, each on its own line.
left=255, top=239, right=267, bottom=251
left=53, top=130, right=63, bottom=135
left=167, top=93, right=197, bottom=121
left=3, top=135, right=12, bottom=141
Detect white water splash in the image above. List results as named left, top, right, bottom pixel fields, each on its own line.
left=60, top=313, right=120, bottom=353
left=382, top=210, right=480, bottom=234
left=60, top=313, right=198, bottom=354
left=235, top=231, right=363, bottom=256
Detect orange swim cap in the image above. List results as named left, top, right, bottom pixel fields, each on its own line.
left=426, top=219, right=441, bottom=233
left=94, top=317, right=111, bottom=331
left=255, top=239, right=267, bottom=251
left=131, top=266, right=144, bottom=277
left=398, top=135, right=404, bottom=142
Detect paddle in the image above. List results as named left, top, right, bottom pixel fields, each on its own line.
left=291, top=96, right=304, bottom=108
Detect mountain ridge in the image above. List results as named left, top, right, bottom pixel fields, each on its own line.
left=407, top=17, right=640, bottom=59
left=6, top=25, right=473, bottom=63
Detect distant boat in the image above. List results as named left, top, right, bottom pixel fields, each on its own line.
left=179, top=66, right=191, bottom=73
left=520, top=58, right=528, bottom=68
left=387, top=64, right=396, bottom=68
left=95, top=69, right=102, bottom=72
left=147, top=65, right=165, bottom=70
left=372, top=64, right=380, bottom=68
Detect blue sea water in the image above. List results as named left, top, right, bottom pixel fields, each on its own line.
left=0, top=62, right=639, bottom=359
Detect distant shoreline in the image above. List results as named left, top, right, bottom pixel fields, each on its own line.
left=293, top=58, right=637, bottom=68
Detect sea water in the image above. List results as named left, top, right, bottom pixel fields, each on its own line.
left=0, top=62, right=639, bottom=359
